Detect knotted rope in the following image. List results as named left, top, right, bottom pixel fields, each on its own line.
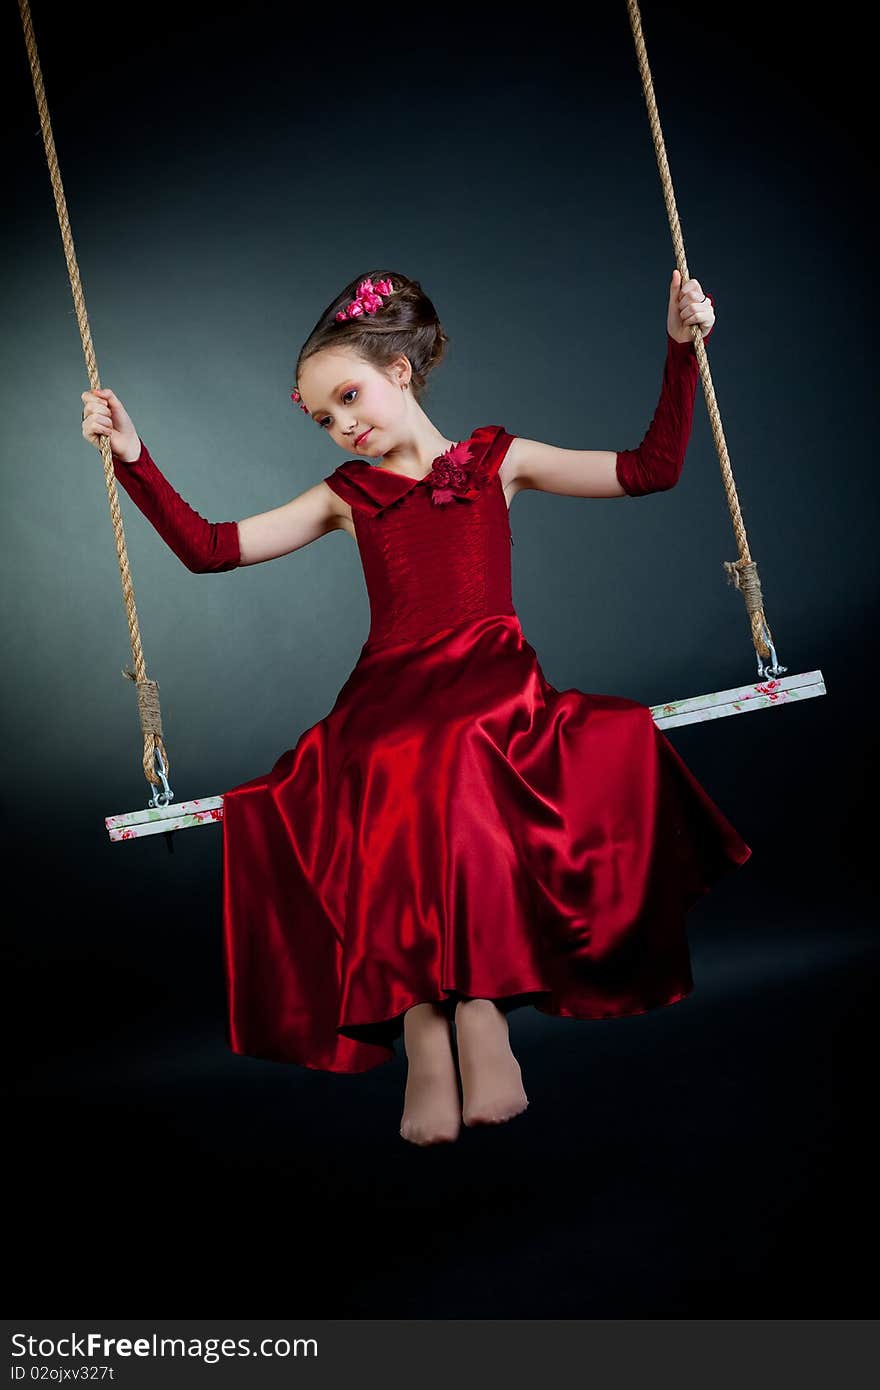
left=18, top=0, right=171, bottom=792
left=626, top=0, right=779, bottom=671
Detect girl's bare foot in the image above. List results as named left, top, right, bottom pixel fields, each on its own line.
left=454, top=997, right=529, bottom=1127
left=399, top=1002, right=462, bottom=1146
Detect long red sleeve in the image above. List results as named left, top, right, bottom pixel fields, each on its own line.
left=111, top=437, right=241, bottom=573
left=615, top=299, right=714, bottom=497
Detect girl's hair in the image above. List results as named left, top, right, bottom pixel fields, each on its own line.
left=295, top=269, right=449, bottom=404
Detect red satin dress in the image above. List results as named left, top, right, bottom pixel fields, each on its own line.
left=221, top=425, right=752, bottom=1073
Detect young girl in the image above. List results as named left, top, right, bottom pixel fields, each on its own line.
left=81, top=267, right=751, bottom=1147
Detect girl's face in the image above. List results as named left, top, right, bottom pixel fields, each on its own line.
left=296, top=350, right=407, bottom=457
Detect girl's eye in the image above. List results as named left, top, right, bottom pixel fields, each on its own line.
left=319, top=388, right=357, bottom=429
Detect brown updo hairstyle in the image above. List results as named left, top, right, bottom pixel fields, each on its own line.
left=295, top=269, right=449, bottom=405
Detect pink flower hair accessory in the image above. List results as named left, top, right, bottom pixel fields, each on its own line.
left=291, top=276, right=396, bottom=410
left=335, top=276, right=395, bottom=322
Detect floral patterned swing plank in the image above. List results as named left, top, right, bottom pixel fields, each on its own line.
left=106, top=796, right=224, bottom=842
left=104, top=668, right=826, bottom=840
left=651, top=668, right=826, bottom=730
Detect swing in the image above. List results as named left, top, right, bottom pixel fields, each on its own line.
left=18, top=0, right=825, bottom=846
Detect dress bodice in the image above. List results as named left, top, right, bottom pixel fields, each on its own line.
left=323, top=425, right=517, bottom=648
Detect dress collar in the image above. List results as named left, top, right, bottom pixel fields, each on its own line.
left=323, top=425, right=509, bottom=517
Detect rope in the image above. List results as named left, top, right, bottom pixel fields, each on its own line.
left=626, top=0, right=775, bottom=665
left=18, top=0, right=775, bottom=733
left=18, top=0, right=170, bottom=790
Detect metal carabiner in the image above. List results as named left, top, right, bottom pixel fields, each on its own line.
left=147, top=744, right=175, bottom=808
left=755, top=620, right=788, bottom=681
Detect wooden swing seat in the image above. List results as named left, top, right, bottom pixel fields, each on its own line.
left=104, top=668, right=826, bottom=841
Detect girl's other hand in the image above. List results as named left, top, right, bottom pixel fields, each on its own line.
left=667, top=269, right=715, bottom=343
left=81, top=387, right=141, bottom=462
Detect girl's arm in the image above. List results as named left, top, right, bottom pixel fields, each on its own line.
left=111, top=438, right=346, bottom=569
left=82, top=388, right=344, bottom=570
left=110, top=436, right=241, bottom=571
left=501, top=279, right=715, bottom=501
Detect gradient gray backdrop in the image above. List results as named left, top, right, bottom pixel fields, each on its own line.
left=4, top=0, right=875, bottom=1318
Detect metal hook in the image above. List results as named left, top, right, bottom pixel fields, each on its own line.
left=147, top=745, right=175, bottom=808
left=755, top=621, right=788, bottom=681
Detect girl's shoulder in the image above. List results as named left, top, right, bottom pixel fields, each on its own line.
left=323, top=426, right=516, bottom=517
left=322, top=458, right=416, bottom=517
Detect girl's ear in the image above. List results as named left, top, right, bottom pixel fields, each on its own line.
left=389, top=354, right=411, bottom=387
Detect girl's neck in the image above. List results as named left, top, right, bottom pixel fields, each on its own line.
left=377, top=429, right=457, bottom=478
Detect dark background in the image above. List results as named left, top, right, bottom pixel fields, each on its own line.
left=3, top=0, right=874, bottom=1315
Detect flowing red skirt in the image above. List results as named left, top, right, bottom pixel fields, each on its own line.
left=221, top=612, right=752, bottom=1073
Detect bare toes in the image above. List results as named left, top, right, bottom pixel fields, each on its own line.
left=462, top=1097, right=529, bottom=1128
left=400, top=1122, right=460, bottom=1146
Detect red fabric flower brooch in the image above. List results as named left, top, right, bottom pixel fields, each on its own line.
left=425, top=440, right=493, bottom=506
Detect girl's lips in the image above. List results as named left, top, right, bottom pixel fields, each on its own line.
left=355, top=429, right=372, bottom=446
